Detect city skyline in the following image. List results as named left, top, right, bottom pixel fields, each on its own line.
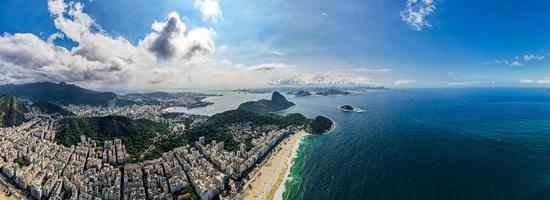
left=0, top=0, right=549, bottom=90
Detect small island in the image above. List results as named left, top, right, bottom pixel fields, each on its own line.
left=237, top=91, right=295, bottom=113
left=340, top=105, right=354, bottom=112
left=306, top=116, right=335, bottom=134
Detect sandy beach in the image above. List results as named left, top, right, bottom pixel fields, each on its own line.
left=242, top=130, right=306, bottom=200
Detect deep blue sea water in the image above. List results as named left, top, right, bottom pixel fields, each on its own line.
left=278, top=88, right=550, bottom=200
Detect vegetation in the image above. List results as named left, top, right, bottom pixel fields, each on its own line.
left=237, top=91, right=295, bottom=113
left=14, top=157, right=30, bottom=167
left=56, top=116, right=170, bottom=160
left=152, top=109, right=308, bottom=155
left=306, top=116, right=334, bottom=134
left=315, top=88, right=351, bottom=96
left=0, top=95, right=29, bottom=127
left=31, top=101, right=74, bottom=116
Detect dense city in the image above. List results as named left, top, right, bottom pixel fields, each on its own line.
left=0, top=103, right=299, bottom=200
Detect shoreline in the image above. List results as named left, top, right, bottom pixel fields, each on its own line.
left=242, top=130, right=307, bottom=200
left=273, top=130, right=306, bottom=200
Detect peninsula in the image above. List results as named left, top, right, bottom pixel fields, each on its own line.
left=237, top=91, right=295, bottom=113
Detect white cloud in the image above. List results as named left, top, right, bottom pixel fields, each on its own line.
left=268, top=71, right=380, bottom=86
left=520, top=78, right=550, bottom=85
left=394, top=79, right=415, bottom=86
left=509, top=61, right=524, bottom=67
left=0, top=0, right=220, bottom=88
left=350, top=67, right=393, bottom=73
left=519, top=79, right=535, bottom=84
left=139, top=12, right=215, bottom=61
left=538, top=79, right=550, bottom=84
left=0, top=0, right=394, bottom=90
left=194, top=0, right=222, bottom=22
left=246, top=63, right=293, bottom=71
left=271, top=51, right=287, bottom=56
left=0, top=33, right=132, bottom=83
left=400, top=0, right=436, bottom=31
left=448, top=81, right=487, bottom=86
left=218, top=45, right=228, bottom=50
left=494, top=53, right=545, bottom=67
left=523, top=54, right=544, bottom=62
left=46, top=32, right=65, bottom=43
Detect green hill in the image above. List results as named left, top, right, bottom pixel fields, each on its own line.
left=0, top=82, right=119, bottom=106
left=0, top=95, right=29, bottom=127
left=150, top=109, right=308, bottom=157
left=237, top=91, right=295, bottom=113
left=56, top=116, right=169, bottom=160
left=31, top=101, right=74, bottom=116
left=306, top=116, right=334, bottom=134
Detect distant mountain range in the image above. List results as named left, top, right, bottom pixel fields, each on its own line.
left=238, top=91, right=295, bottom=113
left=0, top=95, right=29, bottom=127
left=0, top=82, right=119, bottom=106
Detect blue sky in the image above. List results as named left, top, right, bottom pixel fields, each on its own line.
left=0, top=0, right=549, bottom=89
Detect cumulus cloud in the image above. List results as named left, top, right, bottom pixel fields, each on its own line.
left=0, top=33, right=131, bottom=82
left=0, top=0, right=219, bottom=88
left=400, top=0, right=436, bottom=31
left=194, top=0, right=222, bottom=22
left=140, top=12, right=215, bottom=61
left=0, top=0, right=140, bottom=84
left=0, top=0, right=388, bottom=90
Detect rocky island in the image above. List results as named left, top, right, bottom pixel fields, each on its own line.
left=340, top=105, right=354, bottom=112
left=306, top=116, right=335, bottom=134
left=238, top=91, right=295, bottom=113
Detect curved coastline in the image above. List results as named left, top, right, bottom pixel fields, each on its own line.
left=273, top=131, right=307, bottom=200
left=242, top=130, right=307, bottom=200
left=274, top=119, right=336, bottom=199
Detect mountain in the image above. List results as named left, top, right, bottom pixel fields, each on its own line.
left=237, top=91, right=295, bottom=113
left=287, top=90, right=312, bottom=97
left=315, top=88, right=351, bottom=96
left=31, top=101, right=74, bottom=116
left=0, top=82, right=117, bottom=106
left=0, top=95, right=29, bottom=127
left=153, top=109, right=308, bottom=155
left=56, top=115, right=169, bottom=160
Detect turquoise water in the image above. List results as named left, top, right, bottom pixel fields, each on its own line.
left=279, top=88, right=550, bottom=200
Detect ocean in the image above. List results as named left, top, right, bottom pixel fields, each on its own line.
left=170, top=88, right=550, bottom=199
left=276, top=88, right=550, bottom=200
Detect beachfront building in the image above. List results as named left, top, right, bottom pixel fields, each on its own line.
left=173, top=146, right=226, bottom=200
